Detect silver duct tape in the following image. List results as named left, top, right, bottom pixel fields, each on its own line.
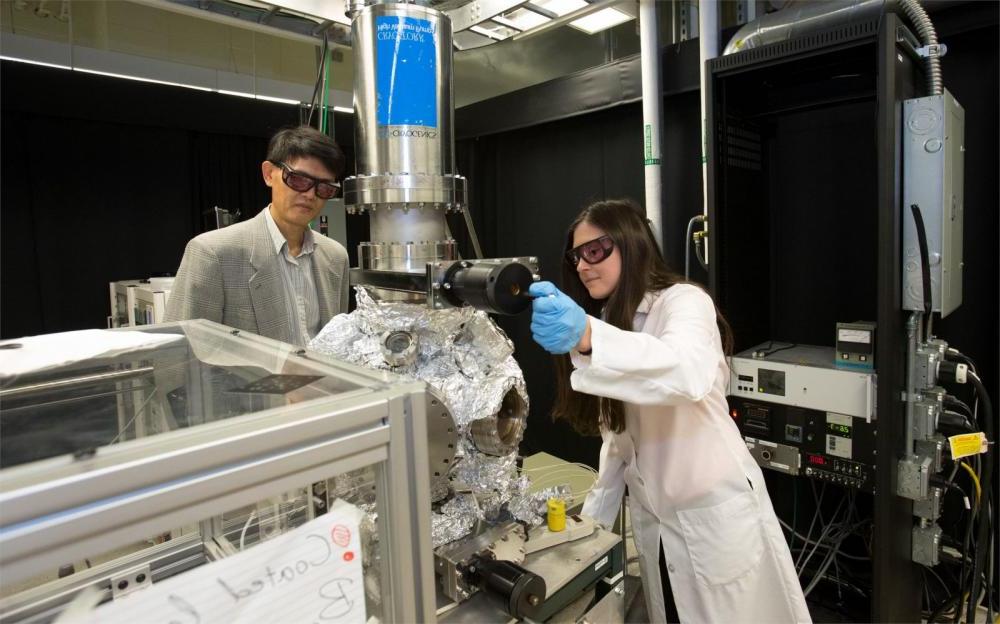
left=432, top=493, right=483, bottom=547
left=507, top=484, right=573, bottom=528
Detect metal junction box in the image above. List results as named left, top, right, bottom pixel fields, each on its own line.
left=902, top=90, right=965, bottom=317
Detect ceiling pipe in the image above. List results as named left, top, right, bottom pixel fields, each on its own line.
left=723, top=0, right=884, bottom=54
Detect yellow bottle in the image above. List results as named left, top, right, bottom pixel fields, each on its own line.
left=547, top=497, right=566, bottom=532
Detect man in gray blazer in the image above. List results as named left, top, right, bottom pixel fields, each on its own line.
left=166, top=126, right=350, bottom=346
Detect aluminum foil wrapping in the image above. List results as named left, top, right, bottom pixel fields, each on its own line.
left=431, top=493, right=483, bottom=547
left=327, top=467, right=377, bottom=508
left=309, top=287, right=531, bottom=546
left=507, top=484, right=574, bottom=528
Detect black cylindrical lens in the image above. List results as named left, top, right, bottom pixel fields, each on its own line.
left=446, top=261, right=534, bottom=315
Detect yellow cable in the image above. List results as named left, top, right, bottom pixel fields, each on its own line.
left=959, top=461, right=981, bottom=507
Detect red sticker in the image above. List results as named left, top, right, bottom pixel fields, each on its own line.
left=343, top=551, right=354, bottom=562
left=331, top=524, right=351, bottom=548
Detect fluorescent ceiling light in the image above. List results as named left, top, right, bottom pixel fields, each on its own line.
left=255, top=94, right=300, bottom=105
left=469, top=24, right=516, bottom=41
left=532, top=0, right=587, bottom=17
left=493, top=8, right=549, bottom=31
left=218, top=90, right=300, bottom=105
left=218, top=89, right=256, bottom=99
left=74, top=67, right=214, bottom=91
left=3, top=56, right=300, bottom=104
left=0, top=55, right=71, bottom=70
left=333, top=106, right=354, bottom=113
left=569, top=7, right=633, bottom=34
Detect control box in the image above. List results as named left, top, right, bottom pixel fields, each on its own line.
left=730, top=398, right=877, bottom=492
left=902, top=91, right=964, bottom=317
left=729, top=344, right=876, bottom=421
left=728, top=344, right=877, bottom=491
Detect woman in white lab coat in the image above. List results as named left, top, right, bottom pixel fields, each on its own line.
left=529, top=199, right=810, bottom=623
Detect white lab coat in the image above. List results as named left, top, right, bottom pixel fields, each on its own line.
left=578, top=285, right=811, bottom=624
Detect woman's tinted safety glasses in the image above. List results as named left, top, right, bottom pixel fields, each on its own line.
left=271, top=161, right=340, bottom=200
left=566, top=235, right=615, bottom=267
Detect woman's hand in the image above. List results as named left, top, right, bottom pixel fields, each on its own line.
left=529, top=281, right=589, bottom=354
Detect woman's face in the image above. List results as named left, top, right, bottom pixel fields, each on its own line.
left=572, top=221, right=621, bottom=300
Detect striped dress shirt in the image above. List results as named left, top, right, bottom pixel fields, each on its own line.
left=263, top=206, right=321, bottom=347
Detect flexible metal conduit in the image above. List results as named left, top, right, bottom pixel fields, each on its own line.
left=723, top=0, right=884, bottom=55
left=723, top=0, right=944, bottom=98
left=897, top=0, right=943, bottom=95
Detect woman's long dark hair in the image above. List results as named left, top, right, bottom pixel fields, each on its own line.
left=552, top=199, right=734, bottom=436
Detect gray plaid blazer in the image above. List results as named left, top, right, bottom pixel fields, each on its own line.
left=165, top=207, right=349, bottom=343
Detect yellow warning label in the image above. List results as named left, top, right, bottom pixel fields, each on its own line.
left=949, top=432, right=988, bottom=460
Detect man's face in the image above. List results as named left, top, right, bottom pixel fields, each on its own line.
left=262, top=156, right=337, bottom=229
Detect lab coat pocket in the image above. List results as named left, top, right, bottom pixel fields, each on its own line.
left=677, top=491, right=764, bottom=586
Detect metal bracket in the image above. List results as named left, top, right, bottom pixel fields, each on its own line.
left=911, top=523, right=942, bottom=567
left=911, top=397, right=940, bottom=442
left=679, top=0, right=692, bottom=42
left=914, top=437, right=945, bottom=474
left=110, top=564, right=152, bottom=600
left=896, top=456, right=932, bottom=500
left=913, top=485, right=943, bottom=521
left=895, top=24, right=922, bottom=62
left=350, top=267, right=428, bottom=295
left=915, top=43, right=947, bottom=59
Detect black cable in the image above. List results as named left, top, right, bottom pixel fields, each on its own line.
left=944, top=395, right=974, bottom=418
left=946, top=349, right=979, bottom=374
left=940, top=410, right=975, bottom=434
left=955, top=501, right=977, bottom=624
left=931, top=477, right=968, bottom=499
left=987, top=500, right=996, bottom=623
left=966, top=370, right=995, bottom=623
left=755, top=341, right=797, bottom=358
left=929, top=590, right=962, bottom=623
left=910, top=204, right=933, bottom=341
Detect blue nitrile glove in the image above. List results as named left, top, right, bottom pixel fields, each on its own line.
left=529, top=281, right=588, bottom=354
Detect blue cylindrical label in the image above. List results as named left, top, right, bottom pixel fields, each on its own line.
left=376, top=16, right=437, bottom=128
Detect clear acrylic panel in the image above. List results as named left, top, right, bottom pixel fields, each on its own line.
left=0, top=322, right=368, bottom=468
left=0, top=465, right=387, bottom=624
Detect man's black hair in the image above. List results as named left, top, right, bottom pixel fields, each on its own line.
left=267, top=125, right=346, bottom=180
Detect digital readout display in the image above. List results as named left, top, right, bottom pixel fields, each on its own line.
left=827, top=422, right=851, bottom=436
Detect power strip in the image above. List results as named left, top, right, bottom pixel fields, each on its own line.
left=524, top=514, right=596, bottom=555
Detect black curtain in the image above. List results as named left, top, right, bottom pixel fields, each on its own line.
left=1, top=62, right=299, bottom=339
left=456, top=92, right=705, bottom=466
